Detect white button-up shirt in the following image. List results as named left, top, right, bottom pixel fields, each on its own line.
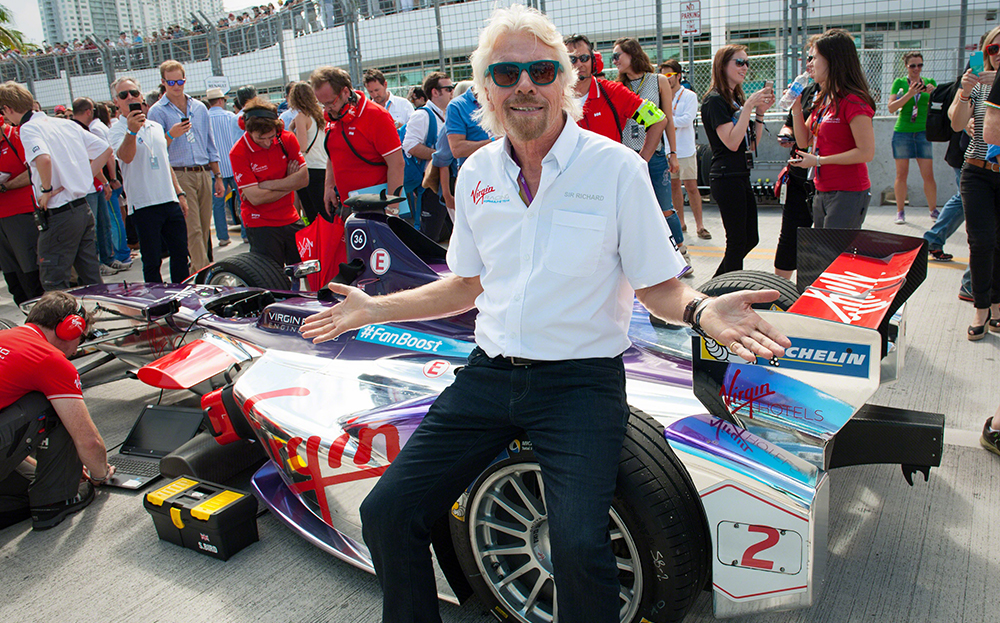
left=384, top=94, right=414, bottom=128
left=107, top=117, right=178, bottom=211
left=448, top=118, right=686, bottom=361
left=19, top=112, right=108, bottom=207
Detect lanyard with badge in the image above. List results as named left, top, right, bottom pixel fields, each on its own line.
left=807, top=97, right=831, bottom=181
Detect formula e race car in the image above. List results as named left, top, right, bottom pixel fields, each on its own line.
left=49, top=199, right=942, bottom=623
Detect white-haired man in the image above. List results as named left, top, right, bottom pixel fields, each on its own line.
left=301, top=5, right=789, bottom=622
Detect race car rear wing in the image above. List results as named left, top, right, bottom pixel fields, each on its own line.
left=691, top=230, right=941, bottom=477
left=792, top=228, right=926, bottom=357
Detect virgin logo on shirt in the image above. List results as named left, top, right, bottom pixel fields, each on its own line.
left=471, top=181, right=495, bottom=205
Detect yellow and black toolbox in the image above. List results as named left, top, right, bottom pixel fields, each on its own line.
left=144, top=476, right=259, bottom=561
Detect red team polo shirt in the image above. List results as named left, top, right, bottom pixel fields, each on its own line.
left=577, top=78, right=644, bottom=143
left=322, top=90, right=402, bottom=196
left=0, top=124, right=36, bottom=218
left=0, top=325, right=83, bottom=410
left=230, top=129, right=306, bottom=228
left=809, top=94, right=875, bottom=193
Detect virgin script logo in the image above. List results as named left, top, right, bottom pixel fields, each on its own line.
left=719, top=368, right=775, bottom=419
left=471, top=181, right=495, bottom=205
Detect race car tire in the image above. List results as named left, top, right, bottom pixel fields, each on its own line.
left=696, top=270, right=800, bottom=311
left=196, top=252, right=291, bottom=290
left=450, top=407, right=710, bottom=623
left=0, top=318, right=15, bottom=330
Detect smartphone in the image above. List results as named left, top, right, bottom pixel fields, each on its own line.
left=764, top=80, right=774, bottom=92
left=180, top=116, right=189, bottom=123
left=971, top=51, right=985, bottom=75
left=128, top=102, right=142, bottom=113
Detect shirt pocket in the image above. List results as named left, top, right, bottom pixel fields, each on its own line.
left=543, top=210, right=607, bottom=277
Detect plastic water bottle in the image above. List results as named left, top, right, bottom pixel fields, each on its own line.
left=779, top=73, right=811, bottom=111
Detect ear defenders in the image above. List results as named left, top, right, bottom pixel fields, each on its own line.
left=592, top=50, right=604, bottom=75
left=238, top=108, right=284, bottom=132
left=55, top=304, right=87, bottom=341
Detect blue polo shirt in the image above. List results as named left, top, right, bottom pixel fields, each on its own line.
left=147, top=94, right=220, bottom=168
left=445, top=88, right=490, bottom=168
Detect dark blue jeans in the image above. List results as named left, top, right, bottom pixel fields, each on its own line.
left=132, top=201, right=190, bottom=284
left=360, top=347, right=629, bottom=623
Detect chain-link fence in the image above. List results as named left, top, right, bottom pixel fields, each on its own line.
left=2, top=0, right=992, bottom=115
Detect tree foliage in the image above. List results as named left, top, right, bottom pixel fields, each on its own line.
left=1, top=3, right=27, bottom=53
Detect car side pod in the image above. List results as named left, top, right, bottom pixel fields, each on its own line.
left=137, top=332, right=262, bottom=393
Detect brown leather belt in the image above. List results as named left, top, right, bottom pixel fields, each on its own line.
left=966, top=158, right=1000, bottom=173
left=171, top=165, right=210, bottom=172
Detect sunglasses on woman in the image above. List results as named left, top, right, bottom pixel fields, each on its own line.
left=117, top=89, right=141, bottom=100
left=733, top=58, right=750, bottom=68
left=908, top=63, right=924, bottom=69
left=164, top=79, right=186, bottom=86
left=612, top=52, right=622, bottom=62
left=568, top=54, right=591, bottom=65
left=988, top=43, right=1000, bottom=56
left=487, top=61, right=560, bottom=87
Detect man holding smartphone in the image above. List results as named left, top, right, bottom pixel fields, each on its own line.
left=108, top=77, right=190, bottom=284
left=147, top=60, right=225, bottom=274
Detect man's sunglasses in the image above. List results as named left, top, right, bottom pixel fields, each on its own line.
left=164, top=79, right=186, bottom=86
left=117, top=89, right=141, bottom=100
left=568, top=54, right=591, bottom=65
left=988, top=43, right=1000, bottom=56
left=733, top=58, right=750, bottom=68
left=661, top=71, right=679, bottom=78
left=908, top=63, right=924, bottom=69
left=487, top=61, right=560, bottom=87
left=439, top=85, right=455, bottom=92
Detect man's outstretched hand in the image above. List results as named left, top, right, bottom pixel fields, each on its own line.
left=300, top=283, right=375, bottom=344
left=698, top=290, right=791, bottom=363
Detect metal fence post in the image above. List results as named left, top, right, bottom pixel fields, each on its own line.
left=655, top=0, right=662, bottom=64
left=277, top=16, right=290, bottom=86
left=959, top=0, right=969, bottom=77
left=341, top=0, right=363, bottom=86
left=199, top=11, right=224, bottom=77
left=433, top=0, right=446, bottom=72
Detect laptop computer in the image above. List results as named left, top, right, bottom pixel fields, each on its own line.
left=105, top=405, right=205, bottom=490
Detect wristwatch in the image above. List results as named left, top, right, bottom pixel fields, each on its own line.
left=0, top=183, right=7, bottom=193
left=177, top=191, right=186, bottom=197
left=40, top=186, right=53, bottom=193
left=683, top=296, right=711, bottom=338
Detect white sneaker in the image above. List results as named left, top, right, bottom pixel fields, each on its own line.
left=894, top=211, right=906, bottom=225
left=678, top=244, right=694, bottom=278
left=110, top=259, right=132, bottom=271
left=99, top=264, right=121, bottom=276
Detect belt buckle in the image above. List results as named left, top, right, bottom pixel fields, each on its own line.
left=507, top=356, right=533, bottom=367
left=991, top=161, right=1000, bottom=173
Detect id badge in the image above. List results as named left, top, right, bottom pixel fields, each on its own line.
left=631, top=124, right=641, bottom=140
left=186, top=131, right=196, bottom=144
left=745, top=152, right=754, bottom=169
left=150, top=155, right=160, bottom=170
left=779, top=178, right=788, bottom=205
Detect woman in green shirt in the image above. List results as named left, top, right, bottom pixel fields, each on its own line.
left=888, top=51, right=937, bottom=224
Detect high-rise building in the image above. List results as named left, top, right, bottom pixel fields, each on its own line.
left=39, top=0, right=224, bottom=45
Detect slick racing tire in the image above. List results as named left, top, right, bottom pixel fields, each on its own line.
left=196, top=252, right=291, bottom=290
left=0, top=318, right=15, bottom=331
left=450, top=407, right=710, bottom=623
left=697, top=270, right=800, bottom=311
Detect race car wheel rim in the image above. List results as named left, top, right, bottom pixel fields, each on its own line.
left=469, top=462, right=642, bottom=623
left=207, top=272, right=250, bottom=287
